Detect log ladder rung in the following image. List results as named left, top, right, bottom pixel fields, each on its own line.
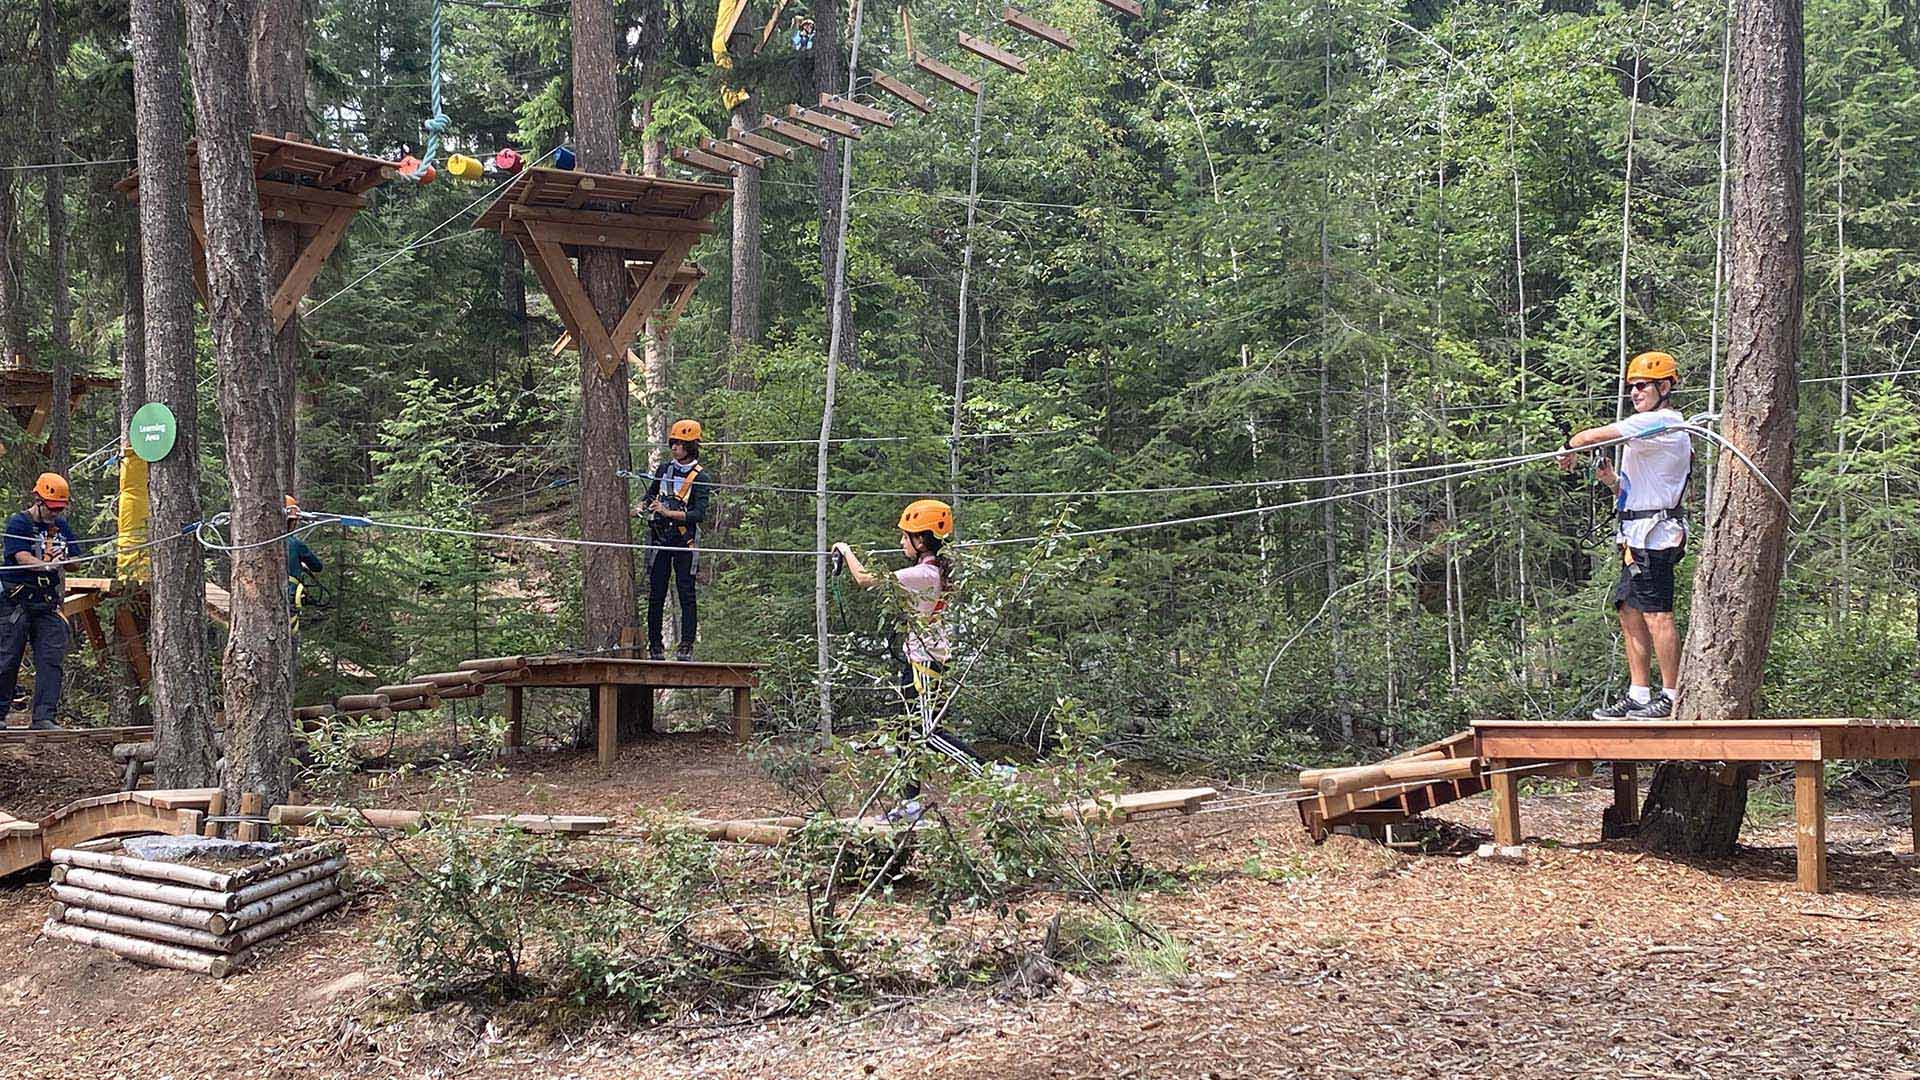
left=760, top=115, right=830, bottom=151
left=819, top=93, right=895, bottom=128
left=670, top=147, right=738, bottom=178
left=730, top=130, right=797, bottom=161
left=1097, top=0, right=1143, bottom=17
left=957, top=32, right=1029, bottom=75
left=914, top=51, right=982, bottom=96
left=1003, top=7, right=1077, bottom=50
left=697, top=137, right=769, bottom=169
left=786, top=104, right=863, bottom=139
left=866, top=70, right=934, bottom=114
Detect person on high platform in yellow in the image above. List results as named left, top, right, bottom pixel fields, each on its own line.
left=1557, top=350, right=1694, bottom=720
left=0, top=474, right=84, bottom=730
left=639, top=420, right=712, bottom=661
left=833, top=500, right=998, bottom=815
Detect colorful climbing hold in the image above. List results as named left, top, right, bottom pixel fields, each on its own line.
left=492, top=148, right=523, bottom=174
left=397, top=155, right=437, bottom=184
left=555, top=146, right=577, bottom=170
left=446, top=153, right=484, bottom=181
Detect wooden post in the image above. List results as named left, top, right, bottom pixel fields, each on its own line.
left=201, top=790, right=224, bottom=838
left=1907, top=760, right=1920, bottom=855
left=237, top=792, right=263, bottom=842
left=596, top=683, right=618, bottom=768
left=1611, top=762, right=1638, bottom=818
left=1489, top=761, right=1522, bottom=846
left=1795, top=760, right=1828, bottom=894
left=731, top=686, right=751, bottom=744
left=505, top=686, right=523, bottom=755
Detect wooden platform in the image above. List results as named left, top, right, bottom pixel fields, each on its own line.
left=0, top=364, right=117, bottom=455
left=118, top=134, right=399, bottom=330
left=473, top=167, right=729, bottom=376
left=463, top=655, right=763, bottom=768
left=1473, top=718, right=1920, bottom=894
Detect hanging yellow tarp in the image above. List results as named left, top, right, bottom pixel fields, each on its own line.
left=116, top=446, right=150, bottom=583
left=712, top=0, right=752, bottom=109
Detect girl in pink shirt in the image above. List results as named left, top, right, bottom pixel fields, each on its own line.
left=833, top=500, right=986, bottom=799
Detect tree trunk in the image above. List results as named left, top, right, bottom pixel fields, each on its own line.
left=499, top=235, right=527, bottom=357
left=728, top=103, right=762, bottom=360
left=37, top=0, right=71, bottom=471
left=114, top=170, right=152, bottom=732
left=812, top=0, right=853, bottom=363
left=569, top=0, right=637, bottom=662
left=134, top=0, right=220, bottom=789
left=250, top=0, right=310, bottom=492
left=638, top=112, right=670, bottom=467
left=183, top=0, right=295, bottom=808
left=0, top=172, right=22, bottom=362
left=1640, top=0, right=1803, bottom=854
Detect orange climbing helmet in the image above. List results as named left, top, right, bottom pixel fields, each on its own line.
left=898, top=499, right=954, bottom=540
left=285, top=494, right=300, bottom=517
left=669, top=419, right=703, bottom=443
left=33, top=472, right=68, bottom=509
left=1626, top=351, right=1679, bottom=384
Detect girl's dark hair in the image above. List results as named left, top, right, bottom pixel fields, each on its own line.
left=909, top=531, right=954, bottom=593
left=671, top=438, right=701, bottom=460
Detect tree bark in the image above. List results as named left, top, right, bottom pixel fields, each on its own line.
left=133, top=0, right=220, bottom=790
left=36, top=0, right=71, bottom=471
left=1640, top=0, right=1803, bottom=854
left=250, top=0, right=310, bottom=492
left=728, top=103, right=763, bottom=359
left=569, top=0, right=637, bottom=665
left=0, top=172, right=22, bottom=362
left=183, top=0, right=295, bottom=807
left=812, top=0, right=853, bottom=362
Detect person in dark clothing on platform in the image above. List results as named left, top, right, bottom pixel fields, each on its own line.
left=639, top=419, right=712, bottom=661
left=0, top=473, right=83, bottom=730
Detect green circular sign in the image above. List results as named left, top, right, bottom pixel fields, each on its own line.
left=130, top=402, right=178, bottom=463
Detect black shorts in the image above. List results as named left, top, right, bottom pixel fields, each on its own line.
left=1612, top=545, right=1684, bottom=613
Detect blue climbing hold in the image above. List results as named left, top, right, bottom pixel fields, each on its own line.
left=555, top=146, right=576, bottom=170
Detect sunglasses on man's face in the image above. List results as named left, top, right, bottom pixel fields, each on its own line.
left=1628, top=381, right=1659, bottom=392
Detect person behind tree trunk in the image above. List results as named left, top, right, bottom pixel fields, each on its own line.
left=0, top=473, right=83, bottom=730
left=833, top=499, right=1000, bottom=818
left=639, top=420, right=710, bottom=661
left=1556, top=350, right=1693, bottom=720
left=284, top=495, right=323, bottom=692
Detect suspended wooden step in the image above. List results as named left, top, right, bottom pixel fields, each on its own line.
left=1003, top=7, right=1076, bottom=50
left=761, top=115, right=830, bottom=151
left=914, top=51, right=982, bottom=95
left=670, top=146, right=739, bottom=178
left=1097, top=0, right=1143, bottom=16
left=957, top=32, right=1029, bottom=74
left=731, top=130, right=797, bottom=161
left=472, top=167, right=729, bottom=376
left=818, top=93, right=895, bottom=128
left=697, top=137, right=768, bottom=170
left=786, top=103, right=863, bottom=139
left=867, top=70, right=933, bottom=115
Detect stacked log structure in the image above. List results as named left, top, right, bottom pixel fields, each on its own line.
left=41, top=841, right=348, bottom=977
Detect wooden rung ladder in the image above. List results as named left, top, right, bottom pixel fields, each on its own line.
left=1003, top=7, right=1076, bottom=50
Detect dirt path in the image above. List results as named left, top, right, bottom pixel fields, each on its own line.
left=1, top=740, right=1917, bottom=1079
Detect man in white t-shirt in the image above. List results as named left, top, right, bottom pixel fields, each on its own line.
left=1556, top=351, right=1693, bottom=720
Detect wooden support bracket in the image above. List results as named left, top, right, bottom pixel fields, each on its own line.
left=670, top=146, right=738, bottom=178
left=523, top=224, right=619, bottom=372
left=697, top=137, right=769, bottom=170
left=914, top=51, right=982, bottom=95
left=958, top=31, right=1029, bottom=74
left=866, top=70, right=934, bottom=114
left=786, top=104, right=862, bottom=139
left=269, top=204, right=356, bottom=330
left=761, top=115, right=830, bottom=151
left=1003, top=7, right=1077, bottom=50
left=819, top=93, right=895, bottom=128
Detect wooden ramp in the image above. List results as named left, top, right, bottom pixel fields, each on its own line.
left=0, top=789, right=216, bottom=878
left=1296, top=731, right=1493, bottom=841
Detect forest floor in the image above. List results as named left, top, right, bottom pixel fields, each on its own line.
left=1, top=722, right=1918, bottom=1079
